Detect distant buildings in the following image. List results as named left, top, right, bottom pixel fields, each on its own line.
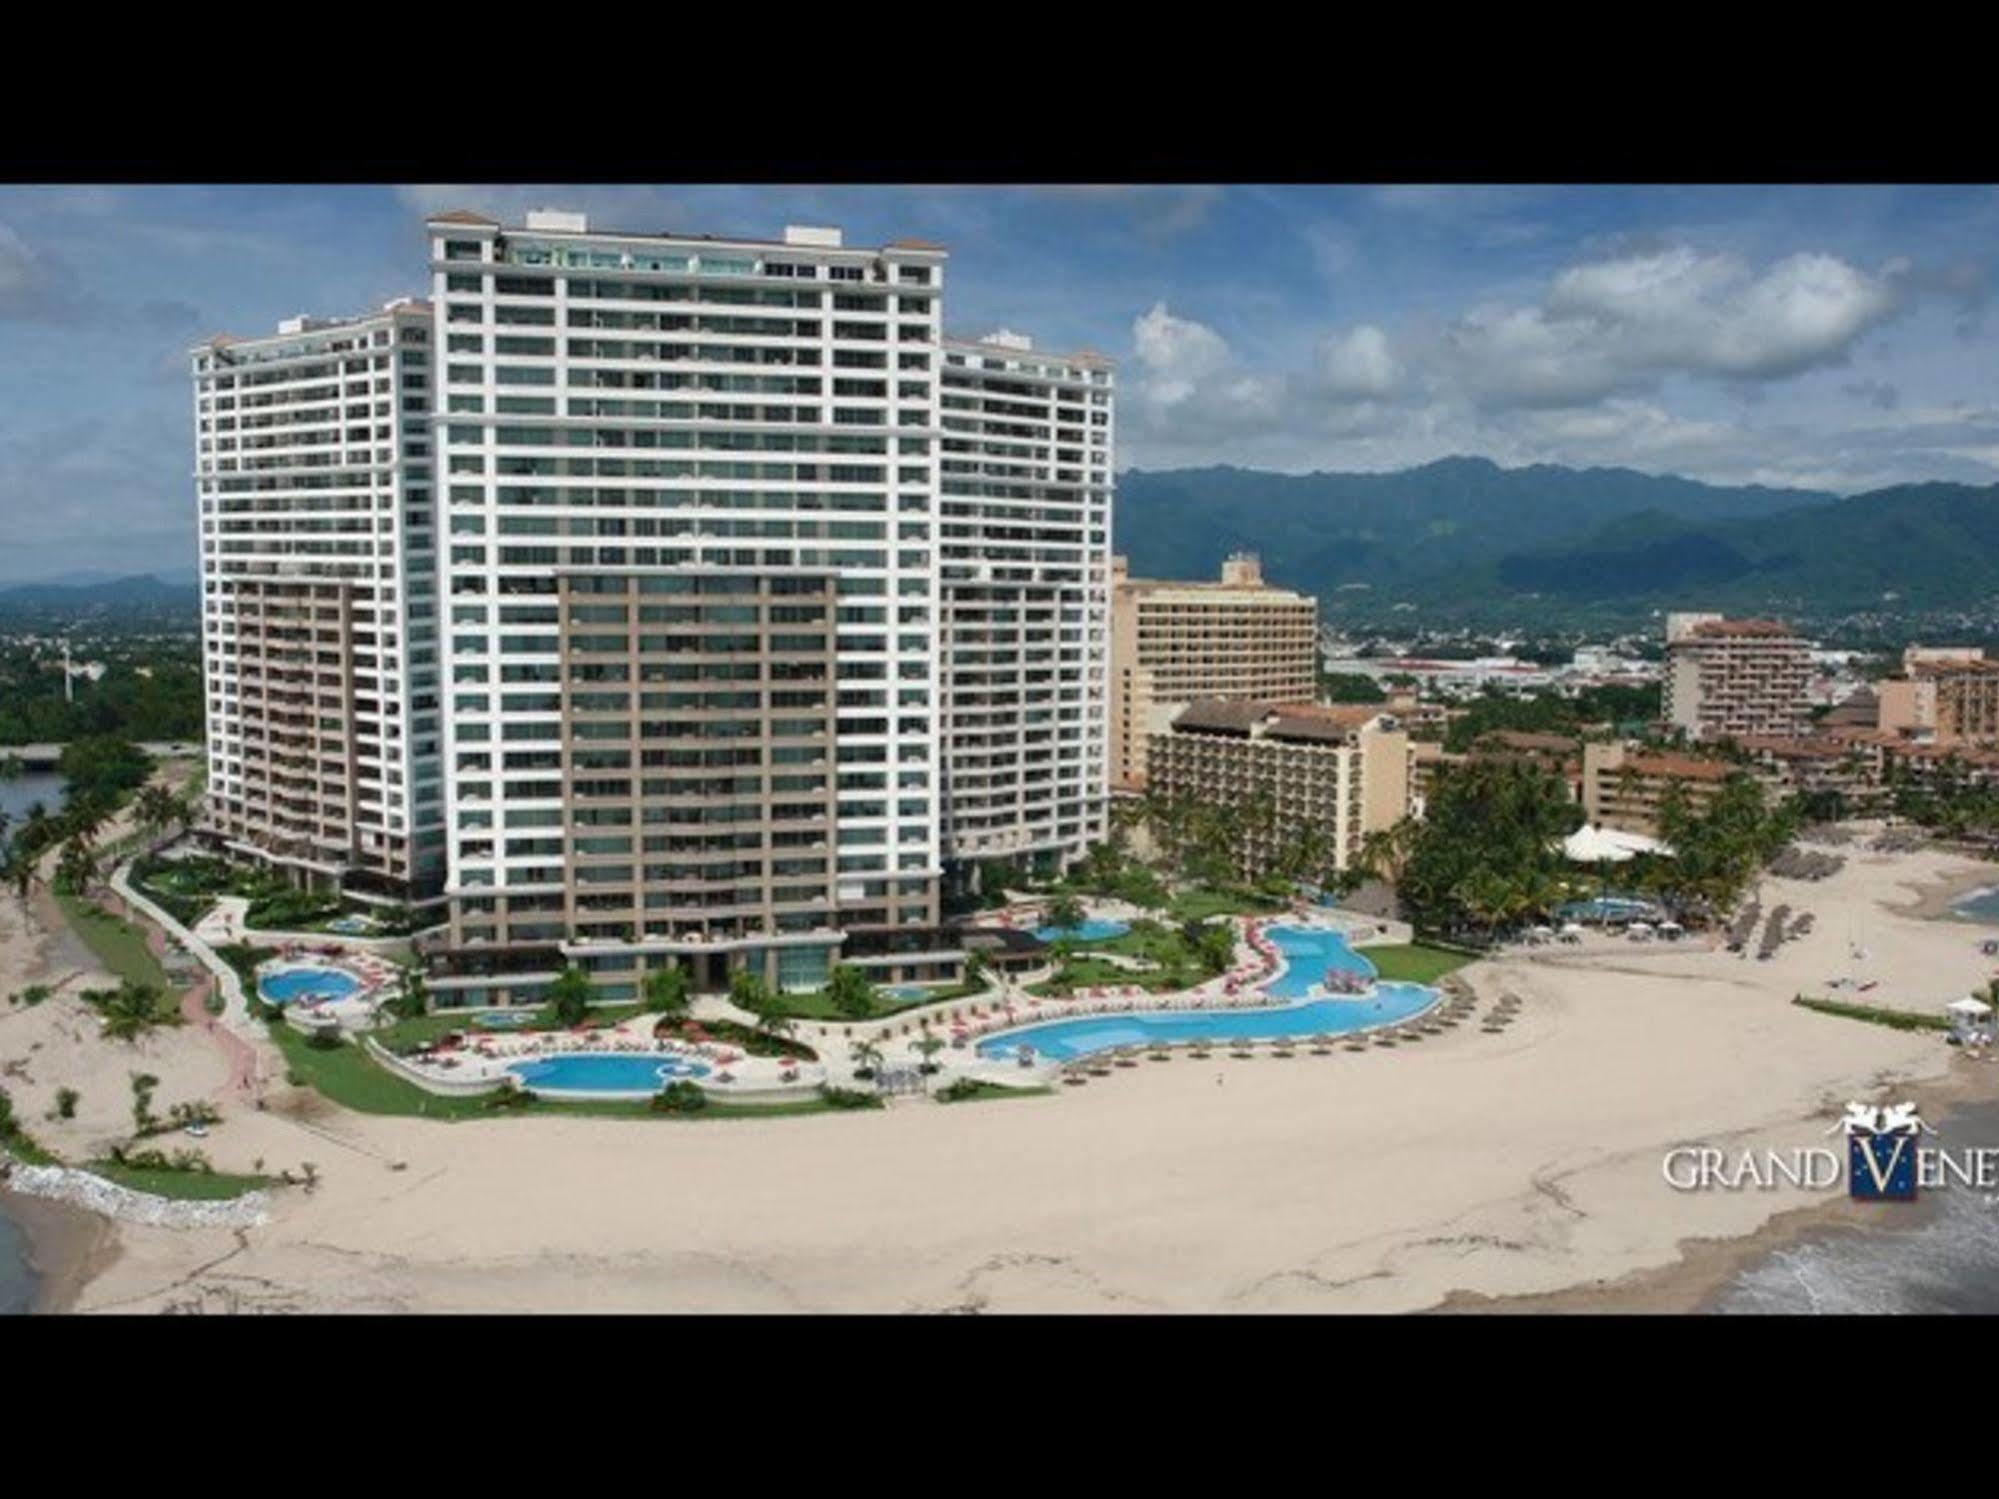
left=1146, top=699, right=1407, bottom=878
left=1877, top=646, right=1999, bottom=747
left=1581, top=740, right=1731, bottom=836
left=1663, top=612, right=1812, bottom=742
left=1110, top=552, right=1317, bottom=791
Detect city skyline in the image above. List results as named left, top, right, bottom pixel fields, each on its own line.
left=8, top=183, right=1999, bottom=582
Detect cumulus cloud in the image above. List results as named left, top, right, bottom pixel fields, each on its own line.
left=1315, top=325, right=1400, bottom=398
left=1434, top=247, right=1908, bottom=409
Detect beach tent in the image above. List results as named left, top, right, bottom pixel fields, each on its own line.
left=1947, top=995, right=1995, bottom=1043
left=1561, top=824, right=1674, bottom=864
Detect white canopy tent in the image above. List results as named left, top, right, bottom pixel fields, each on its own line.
left=1561, top=824, right=1675, bottom=864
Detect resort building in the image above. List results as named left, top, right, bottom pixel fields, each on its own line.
left=1580, top=740, right=1731, bottom=836
left=1877, top=647, right=1999, bottom=747
left=1110, top=553, right=1318, bottom=791
left=1663, top=612, right=1813, bottom=742
left=1146, top=699, right=1408, bottom=878
left=937, top=331, right=1113, bottom=886
left=421, top=209, right=954, bottom=1005
left=1736, top=734, right=1885, bottom=812
left=189, top=301, right=447, bottom=903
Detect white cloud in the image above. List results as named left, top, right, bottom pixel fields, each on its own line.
left=1315, top=325, right=1399, bottom=398
left=1439, top=247, right=1907, bottom=408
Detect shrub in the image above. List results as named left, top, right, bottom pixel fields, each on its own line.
left=650, top=1080, right=709, bottom=1114
left=819, top=1085, right=884, bottom=1111
left=482, top=1085, right=538, bottom=1111
left=936, top=1078, right=986, bottom=1103
left=54, top=1087, right=79, bottom=1120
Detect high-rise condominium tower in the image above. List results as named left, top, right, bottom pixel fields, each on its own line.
left=938, top=331, right=1113, bottom=886
left=422, top=209, right=954, bottom=1004
left=1663, top=612, right=1812, bottom=742
left=190, top=301, right=447, bottom=901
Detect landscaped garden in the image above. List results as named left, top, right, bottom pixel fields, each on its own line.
left=131, top=852, right=418, bottom=937
left=1027, top=916, right=1236, bottom=998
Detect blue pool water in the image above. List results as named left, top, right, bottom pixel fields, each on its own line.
left=1557, top=896, right=1662, bottom=924
left=473, top=1011, right=531, bottom=1029
left=979, top=924, right=1436, bottom=1062
left=507, top=1053, right=712, bottom=1095
left=1033, top=918, right=1130, bottom=944
left=884, top=983, right=935, bottom=1001
left=257, top=966, right=363, bottom=1006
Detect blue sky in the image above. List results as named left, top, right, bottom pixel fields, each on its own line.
left=3, top=183, right=1998, bottom=583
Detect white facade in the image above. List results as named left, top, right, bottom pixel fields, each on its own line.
left=938, top=332, right=1113, bottom=876
left=424, top=211, right=952, bottom=997
left=190, top=301, right=446, bottom=897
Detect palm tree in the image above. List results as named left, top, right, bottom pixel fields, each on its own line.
left=643, top=962, right=691, bottom=1018
left=848, top=1037, right=884, bottom=1079
left=56, top=838, right=99, bottom=896
left=134, top=785, right=179, bottom=842
left=4, top=849, right=41, bottom=903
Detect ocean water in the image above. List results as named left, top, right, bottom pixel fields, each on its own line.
left=1952, top=886, right=1999, bottom=925
left=0, top=1200, right=35, bottom=1314
left=0, top=770, right=68, bottom=855
left=1705, top=1099, right=1999, bottom=1314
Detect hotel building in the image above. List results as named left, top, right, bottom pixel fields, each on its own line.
left=1110, top=553, right=1318, bottom=791
left=937, top=331, right=1113, bottom=884
left=1146, top=700, right=1408, bottom=879
left=190, top=301, right=447, bottom=902
left=1580, top=740, right=1731, bottom=837
left=1877, top=646, right=1999, bottom=747
left=419, top=209, right=958, bottom=1004
left=1663, top=612, right=1812, bottom=742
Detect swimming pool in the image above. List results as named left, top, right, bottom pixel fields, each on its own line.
left=977, top=924, right=1435, bottom=1062
left=507, top=1052, right=712, bottom=1097
left=1032, top=917, right=1130, bottom=943
left=257, top=965, right=363, bottom=1006
left=884, top=983, right=937, bottom=1002
left=1557, top=896, right=1662, bottom=924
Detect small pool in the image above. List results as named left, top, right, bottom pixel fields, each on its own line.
left=257, top=965, right=363, bottom=1006
left=473, top=1011, right=531, bottom=1029
left=1032, top=918, right=1130, bottom=944
left=1557, top=896, right=1663, bottom=924
left=507, top=1053, right=712, bottom=1097
left=978, top=924, right=1436, bottom=1062
left=326, top=915, right=378, bottom=935
left=884, top=983, right=936, bottom=1002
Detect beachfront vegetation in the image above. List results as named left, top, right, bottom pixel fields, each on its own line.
left=935, top=1078, right=1052, bottom=1104
left=1028, top=915, right=1233, bottom=998
left=818, top=1085, right=885, bottom=1110
left=87, top=978, right=180, bottom=1042
left=86, top=1160, right=271, bottom=1201
left=650, top=1080, right=708, bottom=1114
left=54, top=889, right=172, bottom=990
left=1792, top=995, right=1954, bottom=1033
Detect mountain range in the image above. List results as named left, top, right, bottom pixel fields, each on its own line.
left=1114, top=458, right=1999, bottom=626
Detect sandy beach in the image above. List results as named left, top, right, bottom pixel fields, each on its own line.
left=9, top=830, right=1999, bottom=1315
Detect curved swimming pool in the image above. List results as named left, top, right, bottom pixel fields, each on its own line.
left=507, top=1053, right=712, bottom=1097
left=257, top=965, right=362, bottom=1006
left=977, top=924, right=1437, bottom=1062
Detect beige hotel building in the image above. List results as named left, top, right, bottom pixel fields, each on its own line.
left=1110, top=552, right=1318, bottom=791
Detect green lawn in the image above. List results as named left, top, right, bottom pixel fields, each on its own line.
left=1360, top=944, right=1477, bottom=985
left=1164, top=887, right=1286, bottom=923
left=766, top=977, right=985, bottom=1022
left=86, top=1162, right=272, bottom=1201
left=55, top=891, right=173, bottom=990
